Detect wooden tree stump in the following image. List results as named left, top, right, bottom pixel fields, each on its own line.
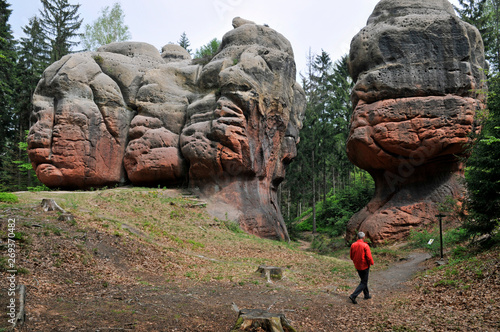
left=231, top=309, right=296, bottom=332
left=256, top=265, right=283, bottom=283
left=58, top=213, right=75, bottom=222
left=41, top=199, right=66, bottom=213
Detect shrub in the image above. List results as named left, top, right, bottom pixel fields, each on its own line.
left=0, top=192, right=18, bottom=203
left=295, top=176, right=374, bottom=237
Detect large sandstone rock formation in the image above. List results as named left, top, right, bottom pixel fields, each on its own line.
left=346, top=0, right=487, bottom=244
left=28, top=18, right=306, bottom=241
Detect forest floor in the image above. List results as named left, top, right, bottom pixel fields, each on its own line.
left=0, top=188, right=498, bottom=331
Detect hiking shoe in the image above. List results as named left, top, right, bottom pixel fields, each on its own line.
left=364, top=295, right=372, bottom=300
left=348, top=295, right=357, bottom=304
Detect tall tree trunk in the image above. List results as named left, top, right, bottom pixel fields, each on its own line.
left=323, top=159, right=326, bottom=202
left=332, top=166, right=336, bottom=196
left=287, top=189, right=290, bottom=220
left=312, top=149, right=316, bottom=234
left=17, top=126, right=22, bottom=189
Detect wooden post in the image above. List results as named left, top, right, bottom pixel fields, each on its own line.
left=435, top=213, right=446, bottom=259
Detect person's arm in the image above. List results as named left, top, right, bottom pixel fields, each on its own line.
left=365, top=245, right=374, bottom=266
left=350, top=244, right=354, bottom=261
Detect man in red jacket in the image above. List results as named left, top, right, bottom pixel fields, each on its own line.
left=349, top=232, right=374, bottom=304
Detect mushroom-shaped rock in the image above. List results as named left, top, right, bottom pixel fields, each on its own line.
left=346, top=0, right=487, bottom=244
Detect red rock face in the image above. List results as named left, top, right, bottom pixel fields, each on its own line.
left=346, top=0, right=487, bottom=244
left=179, top=22, right=306, bottom=241
left=27, top=19, right=305, bottom=242
left=28, top=55, right=134, bottom=189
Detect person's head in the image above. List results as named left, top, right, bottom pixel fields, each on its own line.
left=358, top=232, right=365, bottom=239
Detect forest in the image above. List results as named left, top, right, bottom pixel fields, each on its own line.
left=0, top=0, right=498, bottom=244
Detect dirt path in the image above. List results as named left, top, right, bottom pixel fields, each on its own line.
left=370, top=252, right=431, bottom=294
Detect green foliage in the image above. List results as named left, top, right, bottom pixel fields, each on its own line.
left=281, top=52, right=356, bottom=225
left=407, top=227, right=469, bottom=257
left=220, top=219, right=244, bottom=233
left=178, top=31, right=191, bottom=54
left=0, top=192, right=18, bottom=203
left=456, top=1, right=500, bottom=70
left=194, top=38, right=220, bottom=62
left=0, top=0, right=18, bottom=147
left=28, top=184, right=51, bottom=192
left=17, top=16, right=50, bottom=123
left=39, top=0, right=83, bottom=62
left=1, top=130, right=44, bottom=191
left=464, top=73, right=500, bottom=238
left=295, top=174, right=374, bottom=236
left=81, top=2, right=131, bottom=51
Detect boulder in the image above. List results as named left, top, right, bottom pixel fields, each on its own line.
left=27, top=19, right=305, bottom=242
left=346, top=0, right=487, bottom=244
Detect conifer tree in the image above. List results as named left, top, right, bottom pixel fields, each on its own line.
left=0, top=0, right=20, bottom=190
left=178, top=31, right=191, bottom=55
left=465, top=73, right=500, bottom=237
left=39, top=0, right=83, bottom=62
left=456, top=1, right=500, bottom=238
left=0, top=0, right=18, bottom=145
left=455, top=0, right=500, bottom=70
left=17, top=16, right=50, bottom=131
left=281, top=51, right=359, bottom=230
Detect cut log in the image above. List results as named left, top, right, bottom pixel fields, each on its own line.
left=14, top=285, right=26, bottom=328
left=256, top=265, right=283, bottom=283
left=1, top=284, right=26, bottom=330
left=231, top=309, right=296, bottom=332
left=41, top=199, right=66, bottom=213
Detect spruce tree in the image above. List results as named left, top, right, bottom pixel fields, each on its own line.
left=17, top=16, right=50, bottom=131
left=0, top=0, right=18, bottom=145
left=465, top=73, right=500, bottom=237
left=178, top=32, right=191, bottom=55
left=282, top=51, right=360, bottom=230
left=0, top=0, right=20, bottom=190
left=39, top=0, right=83, bottom=62
left=455, top=0, right=500, bottom=70
left=455, top=1, right=500, bottom=238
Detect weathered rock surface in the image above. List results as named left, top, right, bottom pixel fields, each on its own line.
left=27, top=18, right=305, bottom=241
left=346, top=0, right=487, bottom=244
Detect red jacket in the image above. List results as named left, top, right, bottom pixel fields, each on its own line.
left=350, top=239, right=374, bottom=271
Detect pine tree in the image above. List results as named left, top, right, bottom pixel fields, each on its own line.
left=39, top=0, right=83, bottom=62
left=0, top=0, right=20, bottom=190
left=13, top=16, right=51, bottom=189
left=178, top=32, right=191, bottom=55
left=282, top=51, right=360, bottom=231
left=0, top=0, right=18, bottom=145
left=455, top=1, right=500, bottom=239
left=455, top=0, right=500, bottom=70
left=17, top=16, right=50, bottom=132
left=465, top=72, right=500, bottom=236
left=81, top=2, right=131, bottom=51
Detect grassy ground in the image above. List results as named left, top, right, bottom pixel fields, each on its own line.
left=0, top=188, right=498, bottom=331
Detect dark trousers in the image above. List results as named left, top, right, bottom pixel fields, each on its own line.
left=351, top=268, right=370, bottom=299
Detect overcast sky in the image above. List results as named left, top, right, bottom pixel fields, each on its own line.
left=9, top=0, right=461, bottom=78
